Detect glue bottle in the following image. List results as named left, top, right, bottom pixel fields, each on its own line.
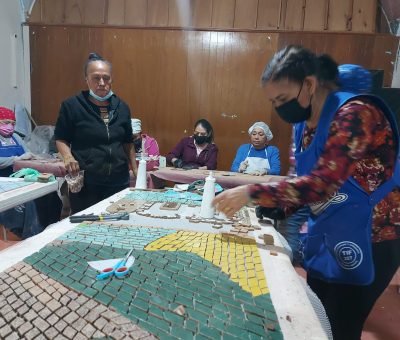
left=135, top=140, right=148, bottom=189
left=200, top=171, right=215, bottom=218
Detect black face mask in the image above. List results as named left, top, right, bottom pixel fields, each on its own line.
left=275, top=82, right=312, bottom=124
left=133, top=138, right=142, bottom=152
left=194, top=135, right=208, bottom=145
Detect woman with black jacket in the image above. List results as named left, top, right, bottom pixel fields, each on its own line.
left=55, top=53, right=137, bottom=213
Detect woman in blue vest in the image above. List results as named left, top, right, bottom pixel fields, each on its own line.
left=231, top=121, right=281, bottom=175
left=0, top=107, right=43, bottom=240
left=213, top=46, right=400, bottom=339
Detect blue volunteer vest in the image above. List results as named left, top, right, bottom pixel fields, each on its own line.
left=294, top=91, right=400, bottom=285
left=0, top=136, right=25, bottom=177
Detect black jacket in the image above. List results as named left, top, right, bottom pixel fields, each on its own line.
left=55, top=91, right=133, bottom=182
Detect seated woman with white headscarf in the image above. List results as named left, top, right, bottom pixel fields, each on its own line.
left=231, top=122, right=280, bottom=176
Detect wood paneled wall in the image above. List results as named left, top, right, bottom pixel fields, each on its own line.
left=29, top=25, right=398, bottom=172
left=29, top=0, right=378, bottom=32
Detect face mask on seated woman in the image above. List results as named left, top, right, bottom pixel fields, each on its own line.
left=0, top=123, right=15, bottom=137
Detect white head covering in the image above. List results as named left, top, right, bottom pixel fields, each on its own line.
left=131, top=118, right=142, bottom=134
left=248, top=122, right=273, bottom=141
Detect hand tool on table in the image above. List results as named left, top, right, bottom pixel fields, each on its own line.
left=96, top=247, right=135, bottom=280
left=69, top=212, right=130, bottom=223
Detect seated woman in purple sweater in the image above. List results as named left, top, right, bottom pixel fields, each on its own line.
left=167, top=119, right=218, bottom=170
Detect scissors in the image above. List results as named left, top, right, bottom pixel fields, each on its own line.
left=96, top=247, right=134, bottom=280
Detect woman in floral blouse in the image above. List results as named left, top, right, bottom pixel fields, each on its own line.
left=213, top=45, right=400, bottom=340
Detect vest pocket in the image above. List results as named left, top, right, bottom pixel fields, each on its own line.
left=304, top=233, right=341, bottom=282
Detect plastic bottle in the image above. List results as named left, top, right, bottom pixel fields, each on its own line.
left=200, top=171, right=216, bottom=218
left=135, top=159, right=147, bottom=189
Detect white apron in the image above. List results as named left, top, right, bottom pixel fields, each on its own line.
left=244, top=146, right=270, bottom=174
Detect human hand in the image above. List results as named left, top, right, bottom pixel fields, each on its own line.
left=15, top=152, right=34, bottom=161
left=63, top=155, right=80, bottom=176
left=255, top=206, right=286, bottom=220
left=238, top=160, right=248, bottom=173
left=248, top=169, right=266, bottom=176
left=132, top=167, right=138, bottom=177
left=212, top=185, right=250, bottom=218
left=182, top=164, right=198, bottom=170
left=173, top=158, right=184, bottom=168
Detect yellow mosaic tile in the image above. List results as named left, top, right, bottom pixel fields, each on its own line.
left=145, top=231, right=269, bottom=296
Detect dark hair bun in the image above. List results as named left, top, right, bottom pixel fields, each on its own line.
left=317, top=54, right=338, bottom=82
left=88, top=52, right=103, bottom=61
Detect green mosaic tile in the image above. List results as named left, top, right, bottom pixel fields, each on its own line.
left=163, top=310, right=184, bottom=326
left=246, top=313, right=264, bottom=326
left=242, top=303, right=265, bottom=317
left=243, top=321, right=266, bottom=337
left=129, top=306, right=148, bottom=322
left=186, top=308, right=209, bottom=324
left=185, top=318, right=198, bottom=332
left=82, top=287, right=97, bottom=298
left=174, top=295, right=193, bottom=307
left=198, top=325, right=221, bottom=339
left=148, top=305, right=164, bottom=319
left=58, top=276, right=74, bottom=286
left=70, top=281, right=86, bottom=291
left=138, top=320, right=159, bottom=335
left=95, top=292, right=113, bottom=305
left=194, top=335, right=210, bottom=340
left=225, top=324, right=250, bottom=338
left=148, top=315, right=170, bottom=333
left=109, top=299, right=129, bottom=314
left=131, top=298, right=149, bottom=312
left=170, top=326, right=194, bottom=340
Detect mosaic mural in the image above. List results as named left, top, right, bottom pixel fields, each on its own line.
left=0, top=222, right=282, bottom=339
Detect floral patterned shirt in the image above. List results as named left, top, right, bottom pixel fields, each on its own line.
left=249, top=98, right=400, bottom=242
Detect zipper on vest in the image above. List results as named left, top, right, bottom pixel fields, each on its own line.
left=105, top=123, right=112, bottom=175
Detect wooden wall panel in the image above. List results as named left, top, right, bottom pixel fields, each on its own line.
left=168, top=0, right=192, bottom=27
left=64, top=0, right=84, bottom=24
left=284, top=0, right=305, bottom=30
left=107, top=0, right=126, bottom=25
left=327, top=0, right=352, bottom=31
left=257, top=0, right=282, bottom=30
left=29, top=26, right=397, bottom=172
left=28, top=0, right=379, bottom=33
left=42, top=0, right=65, bottom=24
left=352, top=0, right=377, bottom=32
left=234, top=0, right=258, bottom=29
left=211, top=0, right=235, bottom=29
left=147, top=0, right=169, bottom=27
left=29, top=0, right=42, bottom=22
left=29, top=26, right=282, bottom=172
left=84, top=0, right=106, bottom=25
left=125, top=0, right=147, bottom=26
left=191, top=0, right=212, bottom=28
left=303, top=0, right=328, bottom=31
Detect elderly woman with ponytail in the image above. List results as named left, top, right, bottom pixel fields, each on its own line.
left=55, top=53, right=137, bottom=213
left=213, top=45, right=400, bottom=339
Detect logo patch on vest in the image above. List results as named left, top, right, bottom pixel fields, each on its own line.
left=309, top=191, right=348, bottom=215
left=334, top=241, right=363, bottom=270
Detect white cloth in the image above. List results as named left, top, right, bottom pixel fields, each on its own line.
left=244, top=146, right=270, bottom=175
left=131, top=118, right=142, bottom=134
left=248, top=122, right=273, bottom=141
